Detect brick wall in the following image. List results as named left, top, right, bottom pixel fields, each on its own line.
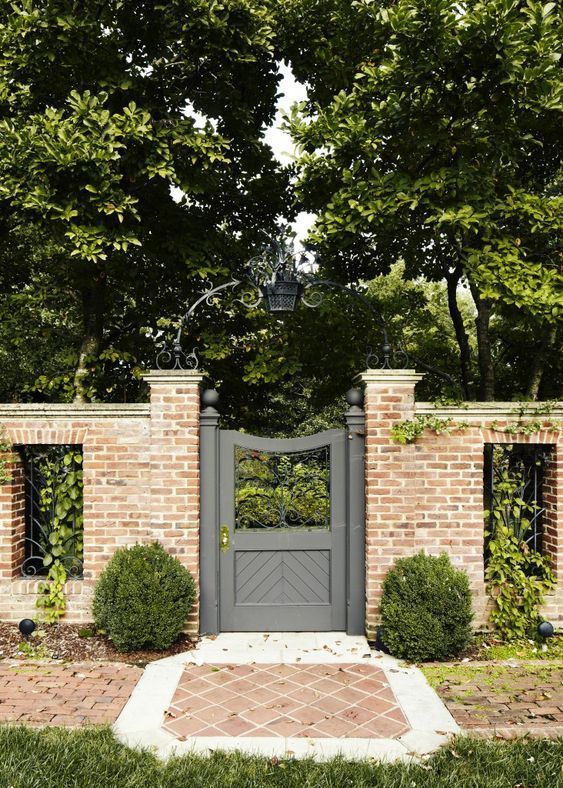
left=361, top=370, right=563, bottom=639
left=541, top=442, right=562, bottom=623
left=362, top=371, right=423, bottom=640
left=0, top=367, right=561, bottom=639
left=0, top=371, right=202, bottom=633
left=146, top=372, right=202, bottom=632
left=0, top=454, right=25, bottom=580
left=543, top=446, right=561, bottom=578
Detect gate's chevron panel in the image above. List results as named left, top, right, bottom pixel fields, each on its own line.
left=235, top=550, right=330, bottom=605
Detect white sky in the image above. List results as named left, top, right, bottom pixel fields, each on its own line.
left=263, top=62, right=315, bottom=245
left=263, top=62, right=307, bottom=164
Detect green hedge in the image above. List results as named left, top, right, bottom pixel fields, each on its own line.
left=380, top=552, right=473, bottom=662
left=92, top=542, right=195, bottom=652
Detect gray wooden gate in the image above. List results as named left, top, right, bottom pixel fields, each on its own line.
left=199, top=390, right=365, bottom=634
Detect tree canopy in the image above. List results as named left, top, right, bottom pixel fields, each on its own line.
left=283, top=0, right=562, bottom=399
left=0, top=0, right=561, bottom=418
left=0, top=0, right=289, bottom=400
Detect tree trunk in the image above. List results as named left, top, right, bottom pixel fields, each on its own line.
left=445, top=266, right=472, bottom=400
left=73, top=273, right=106, bottom=402
left=526, top=325, right=557, bottom=400
left=470, top=283, right=495, bottom=401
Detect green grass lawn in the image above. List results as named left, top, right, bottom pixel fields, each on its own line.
left=0, top=726, right=561, bottom=788
left=421, top=661, right=561, bottom=694
left=470, top=635, right=563, bottom=662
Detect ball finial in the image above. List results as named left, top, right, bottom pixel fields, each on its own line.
left=201, top=389, right=219, bottom=409
left=345, top=388, right=364, bottom=408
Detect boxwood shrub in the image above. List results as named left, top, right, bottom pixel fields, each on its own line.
left=92, top=542, right=195, bottom=652
left=380, top=552, right=473, bottom=662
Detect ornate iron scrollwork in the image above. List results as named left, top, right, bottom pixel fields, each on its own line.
left=366, top=344, right=410, bottom=370
left=21, top=446, right=84, bottom=579
left=156, top=279, right=244, bottom=371
left=234, top=446, right=330, bottom=530
left=155, top=232, right=410, bottom=371
left=155, top=344, right=199, bottom=371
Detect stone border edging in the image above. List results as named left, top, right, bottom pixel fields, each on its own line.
left=114, top=635, right=459, bottom=761
left=422, top=658, right=563, bottom=667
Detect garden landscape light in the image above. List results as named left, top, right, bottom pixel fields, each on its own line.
left=537, top=621, right=555, bottom=639
left=18, top=618, right=35, bottom=637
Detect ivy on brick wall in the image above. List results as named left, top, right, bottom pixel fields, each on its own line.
left=391, top=415, right=470, bottom=444
left=490, top=420, right=562, bottom=437
left=490, top=400, right=562, bottom=436
left=392, top=400, right=562, bottom=444
left=484, top=446, right=555, bottom=641
left=26, top=447, right=84, bottom=624
left=0, top=429, right=14, bottom=484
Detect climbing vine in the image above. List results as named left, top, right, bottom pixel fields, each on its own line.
left=0, top=428, right=14, bottom=484
left=391, top=415, right=469, bottom=444
left=490, top=420, right=562, bottom=437
left=490, top=401, right=562, bottom=436
left=392, top=400, right=562, bottom=444
left=25, top=447, right=84, bottom=624
left=485, top=446, right=555, bottom=641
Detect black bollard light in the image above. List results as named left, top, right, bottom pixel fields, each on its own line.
left=18, top=619, right=36, bottom=638
left=537, top=620, right=555, bottom=639
left=374, top=626, right=390, bottom=654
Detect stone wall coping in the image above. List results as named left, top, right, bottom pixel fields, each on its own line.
left=0, top=403, right=150, bottom=419
left=416, top=401, right=563, bottom=420
left=356, top=369, right=425, bottom=385
left=142, top=370, right=205, bottom=384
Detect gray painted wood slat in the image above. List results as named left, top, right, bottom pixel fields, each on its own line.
left=235, top=550, right=330, bottom=604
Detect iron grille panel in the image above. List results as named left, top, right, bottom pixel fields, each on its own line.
left=484, top=443, right=551, bottom=560
left=234, top=445, right=330, bottom=530
left=22, top=445, right=84, bottom=578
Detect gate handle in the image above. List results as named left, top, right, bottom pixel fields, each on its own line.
left=220, top=525, right=230, bottom=553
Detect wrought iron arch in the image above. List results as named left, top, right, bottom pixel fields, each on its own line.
left=155, top=237, right=408, bottom=372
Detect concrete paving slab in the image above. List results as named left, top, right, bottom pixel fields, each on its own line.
left=378, top=657, right=459, bottom=735
left=399, top=729, right=452, bottom=756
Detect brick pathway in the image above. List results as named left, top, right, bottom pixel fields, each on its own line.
left=430, top=662, right=563, bottom=738
left=0, top=663, right=143, bottom=726
left=163, top=662, right=409, bottom=740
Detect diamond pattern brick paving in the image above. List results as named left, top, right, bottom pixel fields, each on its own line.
left=0, top=663, right=142, bottom=726
left=429, top=663, right=563, bottom=738
left=163, top=663, right=410, bottom=739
